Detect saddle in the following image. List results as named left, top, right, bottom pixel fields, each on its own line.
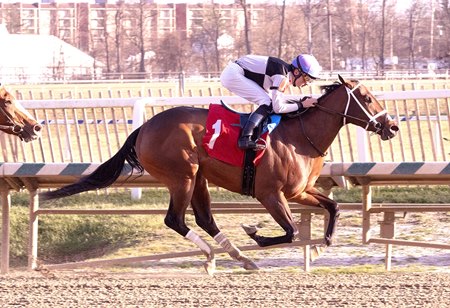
left=219, top=101, right=280, bottom=196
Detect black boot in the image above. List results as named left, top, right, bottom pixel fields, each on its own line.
left=238, top=104, right=272, bottom=150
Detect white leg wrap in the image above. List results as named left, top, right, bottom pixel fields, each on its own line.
left=185, top=230, right=211, bottom=255
left=214, top=232, right=241, bottom=257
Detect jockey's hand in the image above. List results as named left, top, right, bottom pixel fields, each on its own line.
left=301, top=97, right=317, bottom=108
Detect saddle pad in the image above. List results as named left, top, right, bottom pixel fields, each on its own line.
left=203, top=103, right=271, bottom=167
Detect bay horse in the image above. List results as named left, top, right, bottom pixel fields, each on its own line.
left=40, top=75, right=398, bottom=274
left=0, top=85, right=42, bottom=142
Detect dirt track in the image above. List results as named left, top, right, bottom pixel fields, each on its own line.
left=2, top=211, right=449, bottom=307
left=1, top=269, right=449, bottom=307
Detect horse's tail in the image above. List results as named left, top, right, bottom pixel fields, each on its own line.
left=40, top=127, right=144, bottom=201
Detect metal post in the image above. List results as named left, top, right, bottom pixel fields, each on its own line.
left=356, top=127, right=369, bottom=162
left=298, top=213, right=312, bottom=272
left=362, top=184, right=372, bottom=244
left=380, top=211, right=395, bottom=271
left=28, top=189, right=39, bottom=270
left=1, top=188, right=10, bottom=274
left=130, top=98, right=150, bottom=200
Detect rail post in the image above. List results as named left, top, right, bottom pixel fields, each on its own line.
left=130, top=98, right=150, bottom=200
left=0, top=185, right=10, bottom=274
left=28, top=188, right=39, bottom=270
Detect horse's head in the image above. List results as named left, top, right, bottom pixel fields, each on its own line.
left=318, top=75, right=398, bottom=141
left=0, top=85, right=42, bottom=142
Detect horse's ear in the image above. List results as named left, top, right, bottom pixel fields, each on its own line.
left=338, top=74, right=346, bottom=85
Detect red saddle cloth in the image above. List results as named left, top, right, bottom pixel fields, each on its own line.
left=202, top=103, right=267, bottom=167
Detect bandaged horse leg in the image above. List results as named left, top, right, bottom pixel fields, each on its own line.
left=214, top=232, right=259, bottom=270
left=189, top=172, right=257, bottom=271
left=163, top=178, right=216, bottom=275
left=185, top=230, right=216, bottom=275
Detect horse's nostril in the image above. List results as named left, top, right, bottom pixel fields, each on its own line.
left=12, top=125, right=23, bottom=133
left=391, top=125, right=399, bottom=132
left=34, top=124, right=43, bottom=133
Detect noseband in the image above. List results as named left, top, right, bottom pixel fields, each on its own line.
left=0, top=103, right=24, bottom=134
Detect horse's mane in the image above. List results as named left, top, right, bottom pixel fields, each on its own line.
left=318, top=82, right=341, bottom=102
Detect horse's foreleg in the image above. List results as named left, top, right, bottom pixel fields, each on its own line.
left=190, top=174, right=258, bottom=271
left=242, top=193, right=298, bottom=247
left=213, top=232, right=258, bottom=270
left=301, top=187, right=340, bottom=246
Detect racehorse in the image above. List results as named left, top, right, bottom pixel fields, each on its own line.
left=40, top=75, right=398, bottom=274
left=0, top=85, right=42, bottom=142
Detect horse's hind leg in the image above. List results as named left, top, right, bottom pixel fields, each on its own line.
left=190, top=173, right=258, bottom=271
left=163, top=178, right=215, bottom=275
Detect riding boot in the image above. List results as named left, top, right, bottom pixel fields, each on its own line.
left=238, top=104, right=272, bottom=150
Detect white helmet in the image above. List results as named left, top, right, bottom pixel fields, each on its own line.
left=291, top=54, right=322, bottom=79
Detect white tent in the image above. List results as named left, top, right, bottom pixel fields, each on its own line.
left=0, top=24, right=102, bottom=83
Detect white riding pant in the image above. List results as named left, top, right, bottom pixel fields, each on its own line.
left=220, top=62, right=271, bottom=106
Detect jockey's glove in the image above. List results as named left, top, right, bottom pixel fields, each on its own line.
left=296, top=96, right=310, bottom=111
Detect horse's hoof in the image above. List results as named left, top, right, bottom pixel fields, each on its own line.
left=310, top=245, right=325, bottom=262
left=204, top=259, right=216, bottom=276
left=243, top=260, right=259, bottom=271
left=237, top=254, right=259, bottom=271
left=241, top=224, right=259, bottom=235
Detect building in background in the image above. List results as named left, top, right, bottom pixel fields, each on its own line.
left=0, top=1, right=263, bottom=79
left=0, top=1, right=447, bottom=80
left=0, top=1, right=261, bottom=52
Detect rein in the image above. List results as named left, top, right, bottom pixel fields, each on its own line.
left=298, top=81, right=386, bottom=157
left=298, top=115, right=327, bottom=157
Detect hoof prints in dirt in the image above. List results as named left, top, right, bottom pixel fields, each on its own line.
left=1, top=271, right=450, bottom=307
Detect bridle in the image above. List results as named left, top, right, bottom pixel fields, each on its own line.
left=314, top=82, right=387, bottom=133
left=299, top=81, right=388, bottom=157
left=0, top=102, right=24, bottom=134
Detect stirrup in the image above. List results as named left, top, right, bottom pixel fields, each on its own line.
left=238, top=137, right=266, bottom=151
left=254, top=138, right=267, bottom=150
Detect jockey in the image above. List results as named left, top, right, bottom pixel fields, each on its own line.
left=220, top=54, right=322, bottom=150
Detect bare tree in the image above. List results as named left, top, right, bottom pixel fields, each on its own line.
left=435, top=0, right=450, bottom=63
left=379, top=0, right=387, bottom=71
left=406, top=1, right=427, bottom=69
left=277, top=0, right=286, bottom=58
left=238, top=0, right=252, bottom=54
left=356, top=0, right=370, bottom=70
left=101, top=7, right=112, bottom=74
left=125, top=0, right=157, bottom=77
left=113, top=3, right=125, bottom=74
left=188, top=3, right=235, bottom=71
left=154, top=32, right=187, bottom=73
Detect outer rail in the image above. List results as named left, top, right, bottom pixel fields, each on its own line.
left=1, top=162, right=450, bottom=273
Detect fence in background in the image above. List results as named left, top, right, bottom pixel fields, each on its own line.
left=1, top=82, right=449, bottom=274
left=1, top=89, right=449, bottom=163
left=1, top=162, right=449, bottom=274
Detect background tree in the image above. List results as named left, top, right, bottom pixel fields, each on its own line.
left=238, top=0, right=252, bottom=54
left=7, top=0, right=443, bottom=77
left=277, top=0, right=287, bottom=58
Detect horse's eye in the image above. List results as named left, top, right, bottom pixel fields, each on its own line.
left=365, top=96, right=372, bottom=103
